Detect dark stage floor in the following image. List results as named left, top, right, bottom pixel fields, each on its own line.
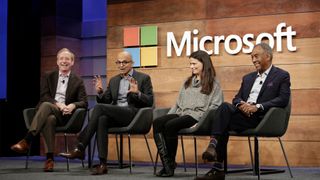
left=0, top=156, right=319, bottom=180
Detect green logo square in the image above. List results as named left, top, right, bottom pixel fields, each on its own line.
left=140, top=26, right=158, bottom=46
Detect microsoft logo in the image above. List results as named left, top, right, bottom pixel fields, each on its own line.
left=123, top=26, right=158, bottom=67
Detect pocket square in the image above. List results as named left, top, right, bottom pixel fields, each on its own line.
left=267, top=82, right=273, bottom=87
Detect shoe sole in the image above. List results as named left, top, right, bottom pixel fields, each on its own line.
left=44, top=168, right=54, bottom=172
left=11, top=147, right=28, bottom=154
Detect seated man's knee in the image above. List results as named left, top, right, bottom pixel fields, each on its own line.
left=220, top=102, right=235, bottom=111
left=39, top=102, right=53, bottom=109
left=46, top=115, right=57, bottom=126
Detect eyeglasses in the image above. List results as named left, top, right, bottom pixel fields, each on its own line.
left=115, top=60, right=132, bottom=65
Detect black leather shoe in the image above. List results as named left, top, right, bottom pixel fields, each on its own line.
left=202, top=144, right=217, bottom=162
left=91, top=164, right=108, bottom=175
left=59, top=148, right=85, bottom=160
left=155, top=167, right=174, bottom=177
left=194, top=168, right=225, bottom=180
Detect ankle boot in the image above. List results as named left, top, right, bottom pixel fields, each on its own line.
left=154, top=133, right=175, bottom=177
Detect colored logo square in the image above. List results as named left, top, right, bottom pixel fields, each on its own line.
left=123, top=27, right=140, bottom=47
left=124, top=48, right=140, bottom=67
left=141, top=47, right=157, bottom=66
left=140, top=26, right=158, bottom=46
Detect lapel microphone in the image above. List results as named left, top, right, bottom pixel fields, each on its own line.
left=62, top=80, right=65, bottom=84
left=259, top=81, right=263, bottom=85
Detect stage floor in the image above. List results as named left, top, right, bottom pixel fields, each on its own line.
left=0, top=156, right=319, bottom=180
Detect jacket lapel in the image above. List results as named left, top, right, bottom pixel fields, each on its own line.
left=244, top=73, right=257, bottom=100
left=258, top=66, right=277, bottom=98
left=52, top=71, right=59, bottom=98
left=65, top=72, right=73, bottom=103
left=113, top=75, right=121, bottom=100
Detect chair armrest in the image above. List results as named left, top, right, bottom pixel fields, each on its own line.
left=109, top=107, right=153, bottom=134
left=153, top=108, right=170, bottom=120
left=254, top=107, right=288, bottom=137
left=179, top=109, right=216, bottom=135
left=56, top=108, right=87, bottom=133
left=23, top=108, right=36, bottom=129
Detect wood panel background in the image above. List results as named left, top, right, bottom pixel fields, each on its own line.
left=105, top=0, right=320, bottom=167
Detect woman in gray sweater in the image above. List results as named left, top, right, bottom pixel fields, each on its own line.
left=153, top=50, right=224, bottom=177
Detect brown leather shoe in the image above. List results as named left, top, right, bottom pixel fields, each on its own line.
left=59, top=148, right=85, bottom=160
left=202, top=144, right=217, bottom=162
left=91, top=164, right=108, bottom=175
left=11, top=139, right=30, bottom=153
left=43, top=159, right=54, bottom=172
left=194, top=168, right=225, bottom=180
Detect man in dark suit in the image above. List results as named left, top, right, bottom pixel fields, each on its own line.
left=11, top=48, right=88, bottom=172
left=196, top=43, right=291, bottom=180
left=59, top=51, right=154, bottom=175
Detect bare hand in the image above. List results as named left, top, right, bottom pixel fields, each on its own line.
left=128, top=77, right=139, bottom=94
left=62, top=103, right=76, bottom=115
left=55, top=102, right=67, bottom=111
left=238, top=102, right=258, bottom=117
left=93, top=75, right=104, bottom=94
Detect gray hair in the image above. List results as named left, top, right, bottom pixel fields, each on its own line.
left=255, top=42, right=273, bottom=61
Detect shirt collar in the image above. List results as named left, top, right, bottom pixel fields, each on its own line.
left=257, top=65, right=272, bottom=77
left=59, top=71, right=70, bottom=78
left=121, top=69, right=133, bottom=79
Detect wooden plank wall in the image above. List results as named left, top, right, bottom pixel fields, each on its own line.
left=107, top=0, right=320, bottom=166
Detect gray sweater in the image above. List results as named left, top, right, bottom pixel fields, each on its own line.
left=168, top=77, right=224, bottom=121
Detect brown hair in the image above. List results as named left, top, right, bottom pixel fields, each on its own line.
left=184, top=50, right=216, bottom=95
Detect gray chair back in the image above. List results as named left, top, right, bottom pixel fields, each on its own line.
left=108, top=107, right=153, bottom=134
left=230, top=96, right=292, bottom=137
left=178, top=109, right=217, bottom=135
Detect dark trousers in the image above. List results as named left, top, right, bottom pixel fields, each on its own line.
left=153, top=114, right=197, bottom=162
left=211, top=102, right=262, bottom=162
left=78, top=104, right=136, bottom=159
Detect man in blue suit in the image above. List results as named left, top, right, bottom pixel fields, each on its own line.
left=196, top=43, right=291, bottom=180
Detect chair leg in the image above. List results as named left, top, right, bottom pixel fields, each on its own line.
left=253, top=137, right=260, bottom=180
left=154, top=151, right=159, bottom=175
left=224, top=142, right=228, bottom=173
left=144, top=135, right=154, bottom=166
left=115, top=134, right=121, bottom=166
left=64, top=133, right=70, bottom=171
left=25, top=141, right=32, bottom=169
left=128, top=134, right=132, bottom=173
left=91, top=135, right=97, bottom=164
left=180, top=136, right=187, bottom=172
left=248, top=137, right=255, bottom=174
left=193, top=136, right=198, bottom=176
left=278, top=137, right=293, bottom=178
left=225, top=137, right=255, bottom=174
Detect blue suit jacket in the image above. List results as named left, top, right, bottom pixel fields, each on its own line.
left=232, top=66, right=291, bottom=113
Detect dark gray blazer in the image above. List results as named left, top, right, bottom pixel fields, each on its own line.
left=97, top=70, right=154, bottom=110
left=38, top=70, right=88, bottom=109
left=233, top=65, right=291, bottom=114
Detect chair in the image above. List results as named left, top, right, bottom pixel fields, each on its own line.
left=90, top=107, right=154, bottom=173
left=225, top=97, right=293, bottom=180
left=153, top=108, right=216, bottom=176
left=23, top=107, right=87, bottom=171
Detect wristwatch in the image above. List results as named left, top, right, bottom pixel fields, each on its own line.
left=256, top=104, right=262, bottom=110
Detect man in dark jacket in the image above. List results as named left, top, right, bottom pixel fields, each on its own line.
left=59, top=51, right=154, bottom=175
left=11, top=48, right=88, bottom=172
